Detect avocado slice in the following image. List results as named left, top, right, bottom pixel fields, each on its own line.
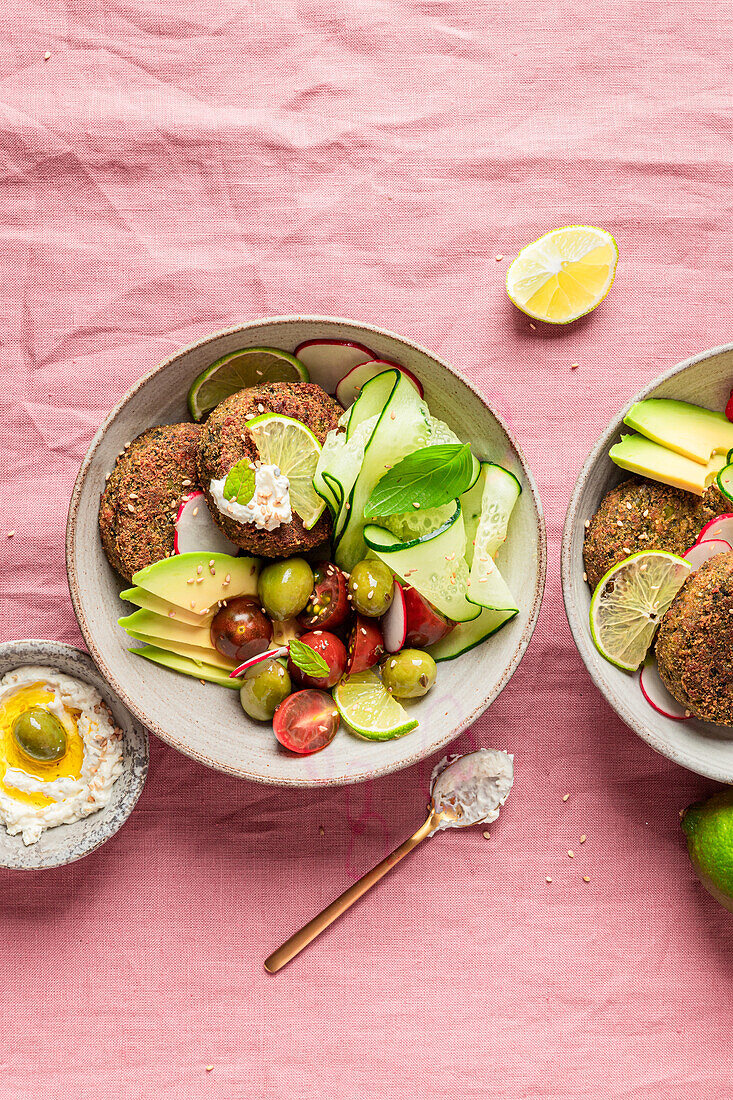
left=120, top=586, right=207, bottom=627
left=119, top=608, right=216, bottom=649
left=624, top=399, right=733, bottom=464
left=132, top=552, right=259, bottom=615
left=129, top=646, right=242, bottom=688
left=609, top=433, right=727, bottom=495
left=123, top=629, right=236, bottom=671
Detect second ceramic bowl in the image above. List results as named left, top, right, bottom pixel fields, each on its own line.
left=562, top=342, right=733, bottom=781
left=67, top=316, right=546, bottom=787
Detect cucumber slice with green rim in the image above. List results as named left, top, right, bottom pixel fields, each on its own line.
left=364, top=504, right=481, bottom=623
left=465, top=464, right=521, bottom=612
left=462, top=462, right=520, bottom=567
left=314, top=413, right=379, bottom=534
left=187, top=347, right=308, bottom=421
left=335, top=370, right=432, bottom=570
left=427, top=606, right=518, bottom=661
left=717, top=463, right=733, bottom=503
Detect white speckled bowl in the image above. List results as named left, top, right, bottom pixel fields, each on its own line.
left=0, top=640, right=148, bottom=869
left=562, top=343, right=733, bottom=782
left=67, top=317, right=546, bottom=786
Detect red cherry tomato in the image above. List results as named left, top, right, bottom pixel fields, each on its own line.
left=210, top=597, right=272, bottom=661
left=726, top=388, right=733, bottom=423
left=403, top=585, right=455, bottom=647
left=273, top=690, right=340, bottom=754
left=347, top=614, right=385, bottom=674
left=288, top=630, right=347, bottom=689
left=298, top=563, right=349, bottom=630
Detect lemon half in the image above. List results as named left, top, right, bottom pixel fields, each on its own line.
left=506, top=225, right=618, bottom=324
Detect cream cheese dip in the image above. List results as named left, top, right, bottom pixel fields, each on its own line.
left=210, top=464, right=292, bottom=532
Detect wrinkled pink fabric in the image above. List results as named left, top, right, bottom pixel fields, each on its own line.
left=1, top=2, right=733, bottom=1098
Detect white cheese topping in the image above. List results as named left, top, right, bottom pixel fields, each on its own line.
left=210, top=463, right=292, bottom=532
left=430, top=748, right=514, bottom=832
left=0, top=666, right=124, bottom=846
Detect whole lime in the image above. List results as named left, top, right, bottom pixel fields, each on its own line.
left=681, top=791, right=733, bottom=911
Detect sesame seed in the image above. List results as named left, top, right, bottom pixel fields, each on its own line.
left=187, top=578, right=194, bottom=585
left=580, top=835, right=586, bottom=843
left=196, top=577, right=203, bottom=584
left=129, top=492, right=138, bottom=500
left=390, top=412, right=396, bottom=420
left=570, top=363, right=579, bottom=371
left=583, top=876, right=590, bottom=883
left=200, top=679, right=206, bottom=686
left=685, top=709, right=691, bottom=717
left=584, top=519, right=590, bottom=529
left=206, top=1065, right=214, bottom=1072
left=529, top=323, right=536, bottom=330
left=626, top=502, right=632, bottom=510
left=582, top=571, right=587, bottom=582
left=495, top=253, right=503, bottom=261
left=6, top=530, right=14, bottom=538
left=44, top=50, right=51, bottom=60
left=197, top=565, right=203, bottom=575
left=193, top=507, right=199, bottom=516
left=482, top=830, right=490, bottom=839
left=546, top=876, right=552, bottom=883
left=623, top=546, right=631, bottom=554
left=412, top=502, right=420, bottom=509
left=319, top=825, right=325, bottom=835
left=562, top=793, right=569, bottom=802
left=616, top=520, right=623, bottom=528
left=224, top=573, right=231, bottom=583
left=245, top=413, right=255, bottom=421
left=168, top=610, right=176, bottom=618
left=182, top=479, right=191, bottom=486
left=643, top=509, right=649, bottom=517
left=257, top=403, right=264, bottom=412
left=201, top=608, right=210, bottom=615
left=127, top=503, right=135, bottom=513
left=190, top=601, right=196, bottom=609
left=209, top=559, right=215, bottom=567
left=568, top=850, right=574, bottom=858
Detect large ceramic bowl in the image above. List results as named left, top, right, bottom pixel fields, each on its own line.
left=67, top=317, right=546, bottom=786
left=0, top=641, right=148, bottom=869
left=562, top=343, right=733, bottom=782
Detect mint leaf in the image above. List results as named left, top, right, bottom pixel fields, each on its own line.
left=364, top=444, right=475, bottom=518
left=288, top=639, right=330, bottom=678
left=223, top=459, right=256, bottom=505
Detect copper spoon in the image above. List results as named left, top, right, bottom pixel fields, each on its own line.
left=264, top=748, right=513, bottom=973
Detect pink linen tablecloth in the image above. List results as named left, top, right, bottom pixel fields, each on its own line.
left=2, top=2, right=733, bottom=1097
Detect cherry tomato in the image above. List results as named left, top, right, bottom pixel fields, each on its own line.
left=403, top=585, right=455, bottom=647
left=288, top=630, right=347, bottom=689
left=298, top=562, right=349, bottom=630
left=726, top=388, right=733, bottom=423
left=273, top=689, right=340, bottom=754
left=210, top=597, right=272, bottom=661
left=346, top=614, right=385, bottom=674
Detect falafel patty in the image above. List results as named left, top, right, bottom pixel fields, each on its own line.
left=656, top=552, right=733, bottom=726
left=99, top=423, right=202, bottom=582
left=197, top=382, right=341, bottom=558
left=583, top=477, right=706, bottom=590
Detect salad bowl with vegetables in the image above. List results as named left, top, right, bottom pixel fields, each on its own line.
left=67, top=317, right=545, bottom=786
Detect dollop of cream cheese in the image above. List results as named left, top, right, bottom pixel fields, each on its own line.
left=210, top=463, right=292, bottom=532
left=0, top=666, right=124, bottom=846
left=430, top=748, right=514, bottom=832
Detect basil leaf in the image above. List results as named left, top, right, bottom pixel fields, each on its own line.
left=364, top=444, right=474, bottom=518
left=223, top=459, right=256, bottom=505
left=288, top=639, right=330, bottom=678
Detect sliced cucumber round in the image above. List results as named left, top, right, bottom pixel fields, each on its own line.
left=717, top=462, right=733, bottom=504
left=427, top=606, right=518, bottom=662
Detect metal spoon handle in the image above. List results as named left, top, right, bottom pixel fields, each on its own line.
left=264, top=813, right=435, bottom=973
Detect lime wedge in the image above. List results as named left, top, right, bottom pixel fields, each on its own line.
left=187, top=347, right=308, bottom=421
left=589, top=551, right=691, bottom=671
left=506, top=225, right=618, bottom=324
left=333, top=670, right=418, bottom=741
left=247, top=413, right=325, bottom=529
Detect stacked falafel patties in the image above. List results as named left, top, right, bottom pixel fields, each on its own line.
left=582, top=476, right=729, bottom=590
left=656, top=553, right=733, bottom=726
left=197, top=381, right=341, bottom=558
left=99, top=423, right=202, bottom=582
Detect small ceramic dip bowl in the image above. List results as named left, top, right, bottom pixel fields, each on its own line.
left=0, top=640, right=148, bottom=870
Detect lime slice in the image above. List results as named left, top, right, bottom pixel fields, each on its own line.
left=333, top=670, right=418, bottom=741
left=187, top=347, right=308, bottom=421
left=506, top=225, right=618, bottom=324
left=589, top=551, right=691, bottom=671
left=247, top=413, right=325, bottom=529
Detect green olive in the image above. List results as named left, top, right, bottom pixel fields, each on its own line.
left=12, top=707, right=68, bottom=763
left=239, top=659, right=292, bottom=722
left=258, top=558, right=314, bottom=622
left=380, top=649, right=437, bottom=698
left=347, top=559, right=394, bottom=617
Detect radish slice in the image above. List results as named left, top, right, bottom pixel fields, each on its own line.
left=684, top=538, right=732, bottom=569
left=697, top=514, right=733, bottom=547
left=231, top=646, right=289, bottom=679
left=174, top=492, right=239, bottom=556
left=293, top=339, right=375, bottom=394
left=639, top=655, right=690, bottom=721
left=381, top=580, right=407, bottom=653
left=335, top=360, right=424, bottom=408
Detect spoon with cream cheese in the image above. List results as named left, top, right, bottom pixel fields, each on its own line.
left=264, top=748, right=514, bottom=973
